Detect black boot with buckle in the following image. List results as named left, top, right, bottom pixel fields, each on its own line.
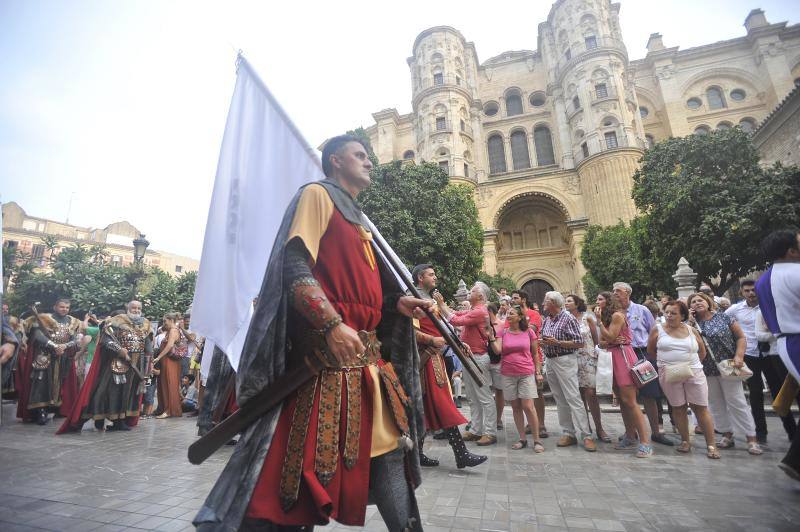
left=418, top=438, right=439, bottom=467
left=446, top=427, right=488, bottom=468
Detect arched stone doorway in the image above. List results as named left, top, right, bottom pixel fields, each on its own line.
left=493, top=192, right=579, bottom=295
left=521, top=279, right=554, bottom=309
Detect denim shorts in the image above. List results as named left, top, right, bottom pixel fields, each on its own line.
left=143, top=380, right=157, bottom=406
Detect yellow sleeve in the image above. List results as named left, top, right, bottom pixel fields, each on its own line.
left=287, top=184, right=334, bottom=265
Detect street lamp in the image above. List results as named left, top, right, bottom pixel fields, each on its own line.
left=133, top=234, right=150, bottom=264
left=131, top=234, right=150, bottom=299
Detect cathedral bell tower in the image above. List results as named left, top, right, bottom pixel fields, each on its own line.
left=542, top=0, right=646, bottom=224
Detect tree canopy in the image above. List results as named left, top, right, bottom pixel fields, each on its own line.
left=631, top=128, right=800, bottom=294
left=4, top=243, right=196, bottom=320
left=357, top=160, right=485, bottom=297
left=580, top=219, right=674, bottom=302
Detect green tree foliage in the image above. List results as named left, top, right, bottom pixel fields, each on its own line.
left=580, top=220, right=674, bottom=302
left=632, top=128, right=800, bottom=294
left=5, top=243, right=197, bottom=319
left=357, top=160, right=484, bottom=297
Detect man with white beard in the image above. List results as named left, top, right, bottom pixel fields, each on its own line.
left=58, top=301, right=154, bottom=433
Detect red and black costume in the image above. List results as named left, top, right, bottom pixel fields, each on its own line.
left=195, top=180, right=424, bottom=532
left=414, top=286, right=487, bottom=469
left=25, top=313, right=80, bottom=425
left=58, top=314, right=153, bottom=433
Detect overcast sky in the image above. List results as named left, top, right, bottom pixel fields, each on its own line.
left=1, top=0, right=796, bottom=260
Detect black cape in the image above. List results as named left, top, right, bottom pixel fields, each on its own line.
left=194, top=179, right=424, bottom=531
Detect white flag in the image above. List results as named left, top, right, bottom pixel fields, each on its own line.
left=191, top=55, right=324, bottom=370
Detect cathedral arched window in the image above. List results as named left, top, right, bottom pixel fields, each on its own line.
left=510, top=131, right=531, bottom=170
left=739, top=117, right=756, bottom=134
left=506, top=90, right=523, bottom=116
left=487, top=134, right=507, bottom=174
left=533, top=126, right=556, bottom=166
left=706, top=86, right=726, bottom=110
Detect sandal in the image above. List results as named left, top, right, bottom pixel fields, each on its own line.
left=597, top=431, right=612, bottom=443
left=614, top=435, right=638, bottom=450
left=676, top=441, right=691, bottom=453
left=533, top=441, right=545, bottom=453
left=707, top=445, right=721, bottom=459
left=511, top=439, right=527, bottom=450
left=539, top=428, right=549, bottom=439
left=747, top=442, right=763, bottom=455
left=717, top=436, right=734, bottom=449
left=636, top=443, right=653, bottom=458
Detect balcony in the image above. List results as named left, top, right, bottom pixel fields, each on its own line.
left=591, top=86, right=618, bottom=103
left=574, top=135, right=645, bottom=164
left=555, top=36, right=627, bottom=80
left=430, top=120, right=452, bottom=134
left=566, top=100, right=583, bottom=119
left=415, top=74, right=467, bottom=91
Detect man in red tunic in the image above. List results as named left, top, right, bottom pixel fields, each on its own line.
left=412, top=264, right=487, bottom=470
left=195, top=136, right=430, bottom=532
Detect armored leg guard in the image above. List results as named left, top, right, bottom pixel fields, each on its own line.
left=368, top=448, right=422, bottom=532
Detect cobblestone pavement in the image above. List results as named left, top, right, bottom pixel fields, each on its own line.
left=0, top=401, right=798, bottom=532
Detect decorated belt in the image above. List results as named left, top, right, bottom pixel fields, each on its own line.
left=306, top=329, right=382, bottom=369
left=279, top=328, right=412, bottom=512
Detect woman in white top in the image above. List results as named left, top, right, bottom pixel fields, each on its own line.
left=647, top=300, right=719, bottom=459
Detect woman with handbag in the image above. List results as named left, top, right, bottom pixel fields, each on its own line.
left=566, top=294, right=610, bottom=443
left=491, top=306, right=545, bottom=452
left=648, top=300, right=719, bottom=458
left=687, top=293, right=762, bottom=455
left=154, top=313, right=183, bottom=418
left=595, top=292, right=652, bottom=458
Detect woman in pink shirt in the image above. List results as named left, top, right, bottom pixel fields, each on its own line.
left=491, top=306, right=545, bottom=452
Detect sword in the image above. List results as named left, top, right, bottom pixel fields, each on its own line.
left=365, top=220, right=486, bottom=387
left=188, top=351, right=327, bottom=465
left=105, top=325, right=147, bottom=381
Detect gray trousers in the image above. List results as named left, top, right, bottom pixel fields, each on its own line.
left=239, top=448, right=421, bottom=532
left=464, top=353, right=497, bottom=436
left=546, top=354, right=591, bottom=439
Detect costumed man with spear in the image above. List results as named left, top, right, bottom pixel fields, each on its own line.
left=26, top=298, right=81, bottom=425
left=193, top=136, right=434, bottom=531
left=411, top=263, right=488, bottom=470
left=58, top=300, right=153, bottom=433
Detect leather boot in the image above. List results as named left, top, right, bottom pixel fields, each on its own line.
left=446, top=427, right=487, bottom=468
left=111, top=419, right=131, bottom=431
left=418, top=438, right=439, bottom=467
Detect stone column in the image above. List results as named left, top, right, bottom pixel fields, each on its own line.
left=552, top=88, right=574, bottom=169
left=567, top=218, right=589, bottom=297
left=672, top=257, right=697, bottom=299
left=482, top=230, right=498, bottom=275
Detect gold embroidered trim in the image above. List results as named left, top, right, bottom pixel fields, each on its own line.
left=342, top=369, right=362, bottom=470
left=279, top=376, right=318, bottom=512
left=430, top=352, right=447, bottom=387
left=314, top=369, right=342, bottom=486
left=379, top=363, right=410, bottom=435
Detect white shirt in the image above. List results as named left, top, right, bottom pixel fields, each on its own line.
left=655, top=323, right=702, bottom=369
left=725, top=300, right=760, bottom=357
left=755, top=310, right=778, bottom=356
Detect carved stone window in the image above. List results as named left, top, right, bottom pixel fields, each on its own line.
left=534, top=126, right=556, bottom=166
left=488, top=134, right=507, bottom=174
left=510, top=131, right=531, bottom=170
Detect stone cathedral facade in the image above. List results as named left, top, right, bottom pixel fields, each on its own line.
left=364, top=0, right=800, bottom=303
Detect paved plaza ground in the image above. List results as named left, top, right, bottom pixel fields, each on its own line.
left=0, top=401, right=798, bottom=532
